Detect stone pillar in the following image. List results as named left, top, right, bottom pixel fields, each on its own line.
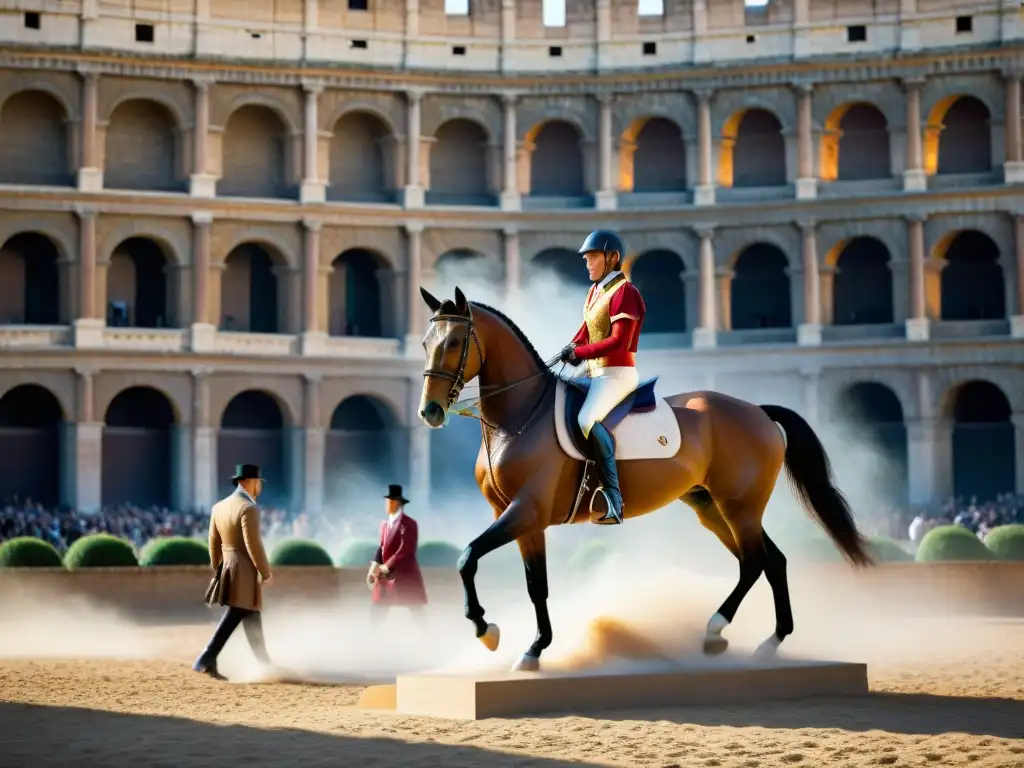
left=1004, top=72, right=1024, bottom=183
left=73, top=208, right=104, bottom=347
left=1013, top=215, right=1024, bottom=338
left=403, top=90, right=425, bottom=208
left=504, top=226, right=521, bottom=300
left=300, top=83, right=326, bottom=203
left=906, top=417, right=953, bottom=504
left=905, top=214, right=929, bottom=341
left=192, top=369, right=217, bottom=512
left=405, top=221, right=425, bottom=352
left=797, top=219, right=822, bottom=345
left=303, top=374, right=325, bottom=514
left=595, top=95, right=616, bottom=210
left=902, top=77, right=927, bottom=191
left=189, top=212, right=216, bottom=352
left=72, top=368, right=102, bottom=513
left=500, top=93, right=520, bottom=211
left=300, top=218, right=327, bottom=354
left=795, top=84, right=817, bottom=200
left=693, top=226, right=717, bottom=349
left=694, top=90, right=715, bottom=206
left=77, top=71, right=102, bottom=191
left=189, top=78, right=216, bottom=197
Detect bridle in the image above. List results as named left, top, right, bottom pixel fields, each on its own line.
left=423, top=311, right=481, bottom=410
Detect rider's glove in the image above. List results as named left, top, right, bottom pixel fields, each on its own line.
left=559, top=343, right=580, bottom=366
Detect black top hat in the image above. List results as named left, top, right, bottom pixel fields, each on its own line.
left=232, top=464, right=263, bottom=487
left=384, top=484, right=409, bottom=504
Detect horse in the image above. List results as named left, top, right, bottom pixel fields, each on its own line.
left=416, top=286, right=873, bottom=673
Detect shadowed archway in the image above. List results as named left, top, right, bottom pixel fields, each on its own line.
left=529, top=121, right=585, bottom=198
left=106, top=238, right=174, bottom=328
left=730, top=244, right=791, bottom=329
left=630, top=250, right=686, bottom=332
left=835, top=382, right=908, bottom=507
left=428, top=119, right=491, bottom=205
left=324, top=395, right=399, bottom=502
left=220, top=244, right=282, bottom=333
left=328, top=249, right=390, bottom=337
left=0, top=233, right=61, bottom=325
left=219, top=390, right=288, bottom=505
left=950, top=381, right=1015, bottom=499
left=0, top=90, right=71, bottom=186
left=102, top=387, right=176, bottom=507
left=833, top=237, right=894, bottom=325
left=939, top=231, right=1004, bottom=321
left=0, top=384, right=64, bottom=505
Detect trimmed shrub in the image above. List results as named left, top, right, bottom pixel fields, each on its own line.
left=915, top=525, right=992, bottom=563
left=568, top=539, right=610, bottom=576
left=781, top=534, right=913, bottom=564
left=336, top=538, right=380, bottom=568
left=0, top=536, right=64, bottom=568
left=140, top=537, right=210, bottom=567
left=983, top=524, right=1024, bottom=561
left=417, top=540, right=462, bottom=568
left=270, top=539, right=334, bottom=567
left=64, top=534, right=139, bottom=569
left=867, top=536, right=914, bottom=563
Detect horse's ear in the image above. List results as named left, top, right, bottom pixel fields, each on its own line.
left=454, top=286, right=469, bottom=314
left=420, top=287, right=442, bottom=313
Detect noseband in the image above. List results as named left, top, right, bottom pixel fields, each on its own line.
left=423, top=313, right=481, bottom=409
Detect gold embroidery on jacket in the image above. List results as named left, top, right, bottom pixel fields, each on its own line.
left=583, top=275, right=628, bottom=374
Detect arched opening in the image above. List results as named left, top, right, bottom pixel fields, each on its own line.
left=835, top=382, right=908, bottom=506
left=529, top=121, right=585, bottom=197
left=329, top=249, right=387, bottom=337
left=325, top=395, right=398, bottom=501
left=939, top=230, right=1005, bottom=321
left=0, top=233, right=61, bottom=325
left=106, top=238, right=173, bottom=328
left=530, top=247, right=591, bottom=293
left=104, top=99, right=180, bottom=191
left=220, top=105, right=289, bottom=199
left=630, top=250, right=686, bottom=332
left=730, top=244, right=791, bottom=329
left=0, top=384, right=63, bottom=505
left=821, top=103, right=890, bottom=182
left=951, top=381, right=1014, bottom=499
left=328, top=111, right=393, bottom=203
left=432, top=250, right=502, bottom=297
left=219, top=390, right=287, bottom=504
left=832, top=237, right=894, bottom=325
left=220, top=244, right=281, bottom=333
left=629, top=118, right=687, bottom=193
left=429, top=119, right=490, bottom=204
left=0, top=90, right=70, bottom=186
left=726, top=109, right=786, bottom=188
left=933, top=96, right=991, bottom=175
left=102, top=386, right=175, bottom=507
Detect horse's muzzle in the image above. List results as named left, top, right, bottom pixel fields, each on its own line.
left=420, top=400, right=446, bottom=429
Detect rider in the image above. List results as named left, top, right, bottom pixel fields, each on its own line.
left=558, top=230, right=646, bottom=526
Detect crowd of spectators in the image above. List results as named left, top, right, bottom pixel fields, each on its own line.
left=907, top=493, right=1024, bottom=545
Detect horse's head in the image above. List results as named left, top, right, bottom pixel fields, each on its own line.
left=417, top=286, right=482, bottom=429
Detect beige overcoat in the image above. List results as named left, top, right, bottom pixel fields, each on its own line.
left=204, top=487, right=272, bottom=612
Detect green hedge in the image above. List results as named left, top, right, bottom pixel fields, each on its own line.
left=915, top=525, right=992, bottom=563
left=270, top=539, right=334, bottom=567
left=0, top=536, right=64, bottom=568
left=983, top=524, right=1024, bottom=561
left=139, top=537, right=210, bottom=567
left=567, top=539, right=610, bottom=576
left=417, top=540, right=462, bottom=568
left=336, top=538, right=379, bottom=568
left=785, top=534, right=913, bottom=564
left=63, top=534, right=139, bottom=569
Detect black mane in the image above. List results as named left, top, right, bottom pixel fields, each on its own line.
left=470, top=302, right=553, bottom=377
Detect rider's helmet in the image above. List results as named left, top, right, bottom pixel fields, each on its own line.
left=578, top=230, right=625, bottom=277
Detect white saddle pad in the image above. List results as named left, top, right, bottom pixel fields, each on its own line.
left=553, top=378, right=682, bottom=461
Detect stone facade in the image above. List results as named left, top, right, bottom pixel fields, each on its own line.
left=0, top=0, right=1022, bottom=515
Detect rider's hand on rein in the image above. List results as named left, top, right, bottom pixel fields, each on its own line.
left=559, top=343, right=580, bottom=366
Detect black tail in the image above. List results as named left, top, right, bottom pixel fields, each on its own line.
left=760, top=404, right=874, bottom=567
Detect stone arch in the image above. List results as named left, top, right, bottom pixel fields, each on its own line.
left=106, top=237, right=177, bottom=328
left=218, top=389, right=289, bottom=504
left=720, top=108, right=786, bottom=188
left=829, top=237, right=894, bottom=325
left=0, top=90, right=71, bottom=186
left=820, top=102, right=890, bottom=182
left=622, top=117, right=687, bottom=193
left=834, top=381, right=908, bottom=504
left=730, top=243, right=791, bottom=329
left=630, top=250, right=686, bottom=332
left=431, top=249, right=503, bottom=297
left=0, top=384, right=64, bottom=505
left=324, top=394, right=400, bottom=500
left=104, top=99, right=182, bottom=192
left=220, top=105, right=291, bottom=199
left=429, top=118, right=491, bottom=204
left=935, top=230, right=1005, bottom=321
left=926, top=96, right=992, bottom=175
left=102, top=386, right=177, bottom=507
left=328, top=110, right=395, bottom=203
left=527, top=120, right=585, bottom=197
left=0, top=232, right=62, bottom=325
left=220, top=242, right=289, bottom=333
left=948, top=380, right=1015, bottom=499
left=328, top=248, right=393, bottom=338
left=530, top=247, right=591, bottom=292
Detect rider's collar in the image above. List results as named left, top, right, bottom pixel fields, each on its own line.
left=598, top=269, right=623, bottom=289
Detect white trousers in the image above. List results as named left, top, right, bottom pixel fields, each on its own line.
left=577, top=366, right=640, bottom=439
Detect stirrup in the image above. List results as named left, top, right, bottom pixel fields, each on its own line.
left=589, top=487, right=623, bottom=525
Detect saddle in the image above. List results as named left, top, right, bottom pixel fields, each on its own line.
left=563, top=376, right=658, bottom=459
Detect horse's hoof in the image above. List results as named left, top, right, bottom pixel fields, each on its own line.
left=479, top=623, right=501, bottom=652
left=510, top=653, right=540, bottom=673
left=754, top=635, right=782, bottom=659
left=703, top=635, right=729, bottom=655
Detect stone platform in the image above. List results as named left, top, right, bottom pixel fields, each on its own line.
left=373, top=658, right=868, bottom=720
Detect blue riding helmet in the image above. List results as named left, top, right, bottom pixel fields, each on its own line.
left=578, top=230, right=625, bottom=258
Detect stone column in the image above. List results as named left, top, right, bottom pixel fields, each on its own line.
left=795, top=84, right=817, bottom=200
left=189, top=78, right=216, bottom=197
left=1004, top=71, right=1024, bottom=183
left=694, top=89, right=715, bottom=206
left=504, top=226, right=521, bottom=300
left=191, top=369, right=216, bottom=512
left=303, top=374, right=325, bottom=514
left=797, top=219, right=822, bottom=345
left=500, top=93, right=520, bottom=211
left=906, top=417, right=953, bottom=504
left=189, top=212, right=216, bottom=352
left=1013, top=215, right=1024, bottom=338
left=77, top=70, right=103, bottom=191
left=73, top=208, right=104, bottom=347
left=595, top=94, right=617, bottom=210
left=405, top=221, right=425, bottom=353
left=403, top=90, right=425, bottom=208
left=72, top=368, right=102, bottom=513
left=300, top=83, right=326, bottom=203
left=902, top=77, right=927, bottom=191
left=300, top=218, right=327, bottom=354
left=905, top=214, right=929, bottom=341
left=693, top=226, right=717, bottom=349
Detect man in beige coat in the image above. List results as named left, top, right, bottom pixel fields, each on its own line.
left=192, top=463, right=274, bottom=680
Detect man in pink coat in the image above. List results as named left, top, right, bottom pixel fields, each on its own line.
left=366, top=484, right=428, bottom=623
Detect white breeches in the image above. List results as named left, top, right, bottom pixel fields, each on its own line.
left=577, top=366, right=640, bottom=439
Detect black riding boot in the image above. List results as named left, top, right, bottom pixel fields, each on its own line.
left=588, top=421, right=624, bottom=525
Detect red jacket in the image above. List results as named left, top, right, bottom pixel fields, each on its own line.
left=571, top=275, right=646, bottom=368
left=372, top=513, right=428, bottom=605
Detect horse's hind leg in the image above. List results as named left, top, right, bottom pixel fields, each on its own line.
left=510, top=530, right=552, bottom=673
left=753, top=531, right=794, bottom=657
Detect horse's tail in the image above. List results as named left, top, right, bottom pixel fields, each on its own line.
left=760, top=404, right=874, bottom=567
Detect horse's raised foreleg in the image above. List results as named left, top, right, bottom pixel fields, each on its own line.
left=510, top=530, right=551, bottom=672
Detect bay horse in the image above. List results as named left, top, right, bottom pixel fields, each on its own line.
left=417, top=286, right=873, bottom=673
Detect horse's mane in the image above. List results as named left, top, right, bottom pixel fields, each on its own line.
left=470, top=301, right=553, bottom=378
